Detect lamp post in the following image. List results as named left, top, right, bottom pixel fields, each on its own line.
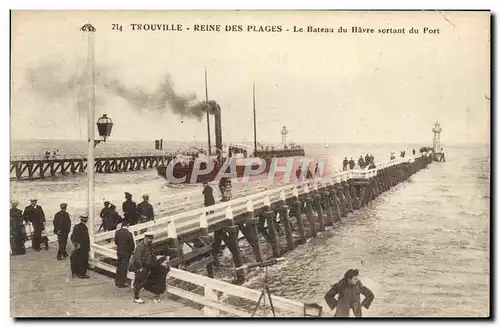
left=81, top=23, right=113, bottom=264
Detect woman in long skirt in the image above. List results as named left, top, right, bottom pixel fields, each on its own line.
left=143, top=255, right=170, bottom=303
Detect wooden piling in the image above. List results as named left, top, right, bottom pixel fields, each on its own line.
left=292, top=199, right=306, bottom=244
left=305, top=197, right=317, bottom=237
left=226, top=225, right=245, bottom=283
left=321, top=190, right=334, bottom=226
left=264, top=208, right=280, bottom=258
left=314, top=193, right=326, bottom=231
left=246, top=212, right=262, bottom=262
left=279, top=204, right=295, bottom=251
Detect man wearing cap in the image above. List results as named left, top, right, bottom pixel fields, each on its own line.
left=23, top=198, right=46, bottom=252
left=70, top=214, right=90, bottom=279
left=130, top=232, right=155, bottom=303
left=10, top=200, right=26, bottom=255
left=53, top=203, right=72, bottom=260
left=114, top=220, right=135, bottom=288
left=122, top=192, right=138, bottom=226
left=104, top=204, right=122, bottom=232
left=324, top=269, right=375, bottom=317
left=99, top=201, right=112, bottom=231
left=137, top=194, right=154, bottom=223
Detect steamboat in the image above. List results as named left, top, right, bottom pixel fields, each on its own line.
left=157, top=84, right=306, bottom=184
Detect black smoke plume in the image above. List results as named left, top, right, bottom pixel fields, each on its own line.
left=24, top=62, right=218, bottom=120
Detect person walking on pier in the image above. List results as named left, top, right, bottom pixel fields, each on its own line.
left=342, top=157, right=349, bottom=171
left=99, top=201, right=112, bottom=231
left=23, top=198, right=45, bottom=252
left=138, top=194, right=154, bottom=223
left=122, top=192, right=138, bottom=226
left=114, top=220, right=135, bottom=288
left=53, top=203, right=71, bottom=260
left=130, top=232, right=155, bottom=304
left=324, top=269, right=374, bottom=317
left=70, top=214, right=90, bottom=279
left=144, top=255, right=170, bottom=303
left=10, top=200, right=27, bottom=256
left=105, top=204, right=122, bottom=232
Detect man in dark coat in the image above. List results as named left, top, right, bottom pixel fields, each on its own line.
left=23, top=198, right=45, bottom=252
left=53, top=203, right=72, bottom=260
left=70, top=214, right=90, bottom=279
left=10, top=200, right=26, bottom=255
left=99, top=201, right=112, bottom=231
left=114, top=220, right=135, bottom=288
left=144, top=255, right=170, bottom=303
left=137, top=194, right=154, bottom=223
left=104, top=204, right=122, bottom=232
left=202, top=182, right=215, bottom=207
left=358, top=156, right=365, bottom=169
left=130, top=233, right=154, bottom=304
left=342, top=158, right=349, bottom=171
left=324, top=269, right=374, bottom=317
left=348, top=158, right=355, bottom=170
left=122, top=192, right=138, bottom=226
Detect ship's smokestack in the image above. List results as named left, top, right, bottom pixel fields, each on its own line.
left=214, top=104, right=223, bottom=161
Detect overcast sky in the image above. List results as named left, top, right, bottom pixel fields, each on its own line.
left=11, top=11, right=490, bottom=145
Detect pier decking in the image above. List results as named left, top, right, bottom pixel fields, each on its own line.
left=10, top=153, right=172, bottom=180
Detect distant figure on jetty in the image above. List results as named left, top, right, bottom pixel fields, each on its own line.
left=348, top=158, right=355, bottom=170
left=130, top=232, right=155, bottom=304
left=138, top=194, right=154, bottom=223
left=358, top=156, right=365, bottom=169
left=114, top=220, right=135, bottom=288
left=99, top=201, right=112, bottom=231
left=10, top=200, right=27, bottom=256
left=400, top=150, right=406, bottom=158
left=202, top=181, right=215, bottom=211
left=70, top=214, right=90, bottom=279
left=23, top=198, right=45, bottom=252
left=222, top=180, right=233, bottom=202
left=390, top=153, right=396, bottom=160
left=53, top=203, right=71, bottom=260
left=368, top=161, right=376, bottom=169
left=324, top=269, right=374, bottom=317
left=44, top=150, right=50, bottom=159
left=122, top=192, right=138, bottom=226
left=218, top=177, right=227, bottom=200
left=343, top=157, right=348, bottom=171
left=413, top=149, right=416, bottom=156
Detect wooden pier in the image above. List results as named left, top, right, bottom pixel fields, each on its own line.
left=10, top=153, right=173, bottom=180
left=87, top=154, right=433, bottom=316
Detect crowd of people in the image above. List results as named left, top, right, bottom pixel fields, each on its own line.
left=10, top=191, right=168, bottom=304
left=342, top=154, right=377, bottom=171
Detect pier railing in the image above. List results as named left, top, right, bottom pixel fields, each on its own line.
left=93, top=155, right=420, bottom=244
left=90, top=254, right=310, bottom=317
left=10, top=152, right=175, bottom=161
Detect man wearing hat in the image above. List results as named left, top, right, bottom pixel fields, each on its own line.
left=99, top=201, right=112, bottom=231
left=324, top=269, right=374, bottom=317
left=137, top=194, right=154, bottom=224
left=114, top=219, right=135, bottom=288
left=129, top=232, right=154, bottom=303
left=53, top=203, right=72, bottom=260
left=70, top=214, right=90, bottom=279
left=122, top=192, right=138, bottom=226
left=22, top=198, right=46, bottom=252
left=10, top=200, right=27, bottom=255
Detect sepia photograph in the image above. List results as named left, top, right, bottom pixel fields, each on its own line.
left=9, top=10, right=490, bottom=318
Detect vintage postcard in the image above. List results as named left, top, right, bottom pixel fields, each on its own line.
left=9, top=10, right=490, bottom=318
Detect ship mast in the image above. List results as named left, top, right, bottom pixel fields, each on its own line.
left=205, top=64, right=211, bottom=155
left=253, top=81, right=257, bottom=156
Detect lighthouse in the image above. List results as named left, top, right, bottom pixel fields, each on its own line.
left=281, top=125, right=288, bottom=146
left=432, top=121, right=442, bottom=153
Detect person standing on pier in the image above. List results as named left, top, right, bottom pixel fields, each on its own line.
left=138, top=194, right=154, bottom=223
left=348, top=158, right=355, bottom=170
left=99, top=201, right=112, bottom=231
left=114, top=220, right=135, bottom=288
left=202, top=181, right=215, bottom=213
left=130, top=232, right=155, bottom=304
left=53, top=203, right=71, bottom=260
left=70, top=214, right=90, bottom=279
left=222, top=179, right=233, bottom=202
left=10, top=200, right=27, bottom=256
left=105, top=204, right=122, bottom=232
left=324, top=269, right=374, bottom=317
left=122, top=192, right=138, bottom=226
left=23, top=198, right=45, bottom=252
left=358, top=156, right=365, bottom=169
left=343, top=158, right=349, bottom=171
